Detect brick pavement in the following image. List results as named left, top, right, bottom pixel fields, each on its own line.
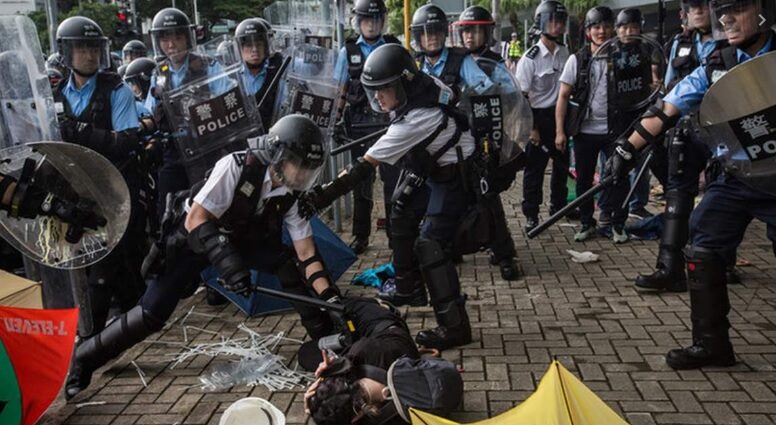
left=41, top=178, right=776, bottom=425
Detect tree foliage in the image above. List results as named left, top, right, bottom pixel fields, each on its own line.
left=136, top=0, right=273, bottom=30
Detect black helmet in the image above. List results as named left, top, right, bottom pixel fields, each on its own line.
left=534, top=0, right=568, bottom=38
left=709, top=0, right=771, bottom=42
left=56, top=16, right=110, bottom=74
left=235, top=18, right=269, bottom=55
left=681, top=0, right=708, bottom=9
left=453, top=6, right=496, bottom=51
left=123, top=57, right=156, bottom=99
left=411, top=4, right=449, bottom=54
left=261, top=114, right=327, bottom=190
left=150, top=8, right=195, bottom=58
left=117, top=63, right=128, bottom=78
left=46, top=52, right=67, bottom=73
left=351, top=0, right=387, bottom=37
left=584, top=6, right=615, bottom=28
left=616, top=8, right=644, bottom=28
left=360, top=44, right=418, bottom=112
left=122, top=40, right=147, bottom=63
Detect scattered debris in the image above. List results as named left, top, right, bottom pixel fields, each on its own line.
left=130, top=361, right=148, bottom=388
left=566, top=250, right=600, bottom=263
left=75, top=401, right=107, bottom=409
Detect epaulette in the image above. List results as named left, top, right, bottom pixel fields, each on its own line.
left=524, top=45, right=540, bottom=60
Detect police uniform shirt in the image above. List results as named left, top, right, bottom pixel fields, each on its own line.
left=61, top=74, right=139, bottom=131
left=145, top=55, right=231, bottom=111
left=242, top=60, right=270, bottom=96
left=365, top=107, right=475, bottom=166
left=664, top=34, right=773, bottom=116
left=664, top=33, right=718, bottom=86
left=559, top=52, right=609, bottom=135
left=515, top=38, right=569, bottom=109
left=136, top=100, right=152, bottom=118
left=420, top=47, right=494, bottom=93
left=192, top=154, right=313, bottom=241
left=333, top=35, right=389, bottom=83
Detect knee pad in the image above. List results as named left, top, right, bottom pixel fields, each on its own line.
left=684, top=245, right=727, bottom=290
left=414, top=237, right=460, bottom=304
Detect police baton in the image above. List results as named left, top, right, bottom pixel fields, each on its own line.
left=330, top=128, right=388, bottom=155
left=527, top=174, right=615, bottom=239
left=250, top=285, right=345, bottom=313
left=621, top=149, right=653, bottom=210
left=257, top=56, right=292, bottom=112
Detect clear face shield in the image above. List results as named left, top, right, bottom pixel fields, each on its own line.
left=452, top=23, right=494, bottom=52
left=617, top=22, right=644, bottom=43
left=710, top=0, right=768, bottom=43
left=122, top=49, right=144, bottom=63
left=352, top=14, right=385, bottom=40
left=363, top=79, right=407, bottom=113
left=411, top=23, right=448, bottom=55
left=537, top=12, right=569, bottom=41
left=271, top=144, right=327, bottom=192
left=237, top=34, right=268, bottom=67
left=151, top=27, right=195, bottom=63
left=61, top=38, right=110, bottom=75
left=682, top=0, right=712, bottom=32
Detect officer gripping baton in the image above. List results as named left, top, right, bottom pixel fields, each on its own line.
left=330, top=127, right=388, bottom=155
left=621, top=149, right=653, bottom=210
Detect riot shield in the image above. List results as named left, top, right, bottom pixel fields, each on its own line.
left=460, top=58, right=532, bottom=170
left=0, top=142, right=130, bottom=269
left=698, top=51, right=776, bottom=197
left=0, top=16, right=59, bottom=147
left=265, top=0, right=335, bottom=54
left=161, top=39, right=262, bottom=182
left=273, top=43, right=342, bottom=140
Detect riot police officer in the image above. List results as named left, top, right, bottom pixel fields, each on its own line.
left=515, top=0, right=570, bottom=233
left=145, top=8, right=227, bottom=219
left=411, top=4, right=493, bottom=96
left=301, top=44, right=475, bottom=351
left=606, top=0, right=775, bottom=369
left=635, top=0, right=740, bottom=292
left=66, top=114, right=343, bottom=398
left=53, top=16, right=147, bottom=336
left=122, top=39, right=147, bottom=64
left=452, top=5, right=522, bottom=280
left=333, top=0, right=401, bottom=254
left=235, top=18, right=284, bottom=130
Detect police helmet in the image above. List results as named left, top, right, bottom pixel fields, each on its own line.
left=351, top=0, right=387, bottom=37
left=616, top=8, right=644, bottom=28
left=122, top=39, right=147, bottom=63
left=117, top=63, right=128, bottom=78
left=681, top=0, right=709, bottom=10
left=453, top=6, right=496, bottom=50
left=411, top=4, right=449, bottom=54
left=533, top=1, right=568, bottom=39
left=260, top=114, right=327, bottom=191
left=56, top=16, right=111, bottom=75
left=123, top=57, right=156, bottom=99
left=360, top=43, right=418, bottom=113
left=709, top=0, right=771, bottom=42
left=150, top=8, right=195, bottom=59
left=46, top=52, right=67, bottom=73
left=584, top=6, right=615, bottom=28
left=235, top=18, right=269, bottom=57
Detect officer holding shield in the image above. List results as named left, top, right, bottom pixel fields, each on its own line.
left=52, top=16, right=148, bottom=338
left=606, top=0, right=775, bottom=369
left=66, top=115, right=343, bottom=398
left=235, top=18, right=284, bottom=128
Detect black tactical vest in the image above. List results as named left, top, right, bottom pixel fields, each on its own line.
left=668, top=31, right=700, bottom=90
left=704, top=32, right=776, bottom=85
left=344, top=35, right=400, bottom=123
left=54, top=72, right=123, bottom=134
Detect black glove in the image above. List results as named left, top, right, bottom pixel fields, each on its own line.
left=59, top=116, right=92, bottom=143
left=298, top=184, right=336, bottom=220
left=605, top=138, right=638, bottom=185
left=332, top=120, right=349, bottom=146
left=19, top=187, right=107, bottom=243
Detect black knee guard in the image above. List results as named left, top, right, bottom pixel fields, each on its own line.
left=415, top=237, right=467, bottom=329
left=684, top=246, right=730, bottom=345
left=658, top=189, right=694, bottom=270
left=188, top=221, right=251, bottom=294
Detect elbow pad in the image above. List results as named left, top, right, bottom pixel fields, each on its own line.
left=633, top=100, right=680, bottom=147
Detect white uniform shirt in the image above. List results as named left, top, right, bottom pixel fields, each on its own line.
left=559, top=53, right=609, bottom=135
left=191, top=154, right=313, bottom=241
left=366, top=107, right=475, bottom=167
left=515, top=38, right=569, bottom=109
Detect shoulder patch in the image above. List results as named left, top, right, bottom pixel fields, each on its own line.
left=232, top=152, right=247, bottom=166
left=525, top=45, right=540, bottom=60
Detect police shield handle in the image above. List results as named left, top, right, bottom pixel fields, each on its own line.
left=527, top=175, right=615, bottom=239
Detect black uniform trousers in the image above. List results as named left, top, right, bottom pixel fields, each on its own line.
left=522, top=106, right=569, bottom=218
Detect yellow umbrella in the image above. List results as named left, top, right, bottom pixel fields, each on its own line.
left=410, top=361, right=630, bottom=425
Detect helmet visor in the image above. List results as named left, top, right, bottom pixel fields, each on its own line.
left=352, top=14, right=385, bottom=38
left=710, top=0, right=768, bottom=42
left=452, top=22, right=495, bottom=51
left=151, top=26, right=195, bottom=60
left=363, top=79, right=407, bottom=113
left=411, top=23, right=449, bottom=54
left=270, top=140, right=327, bottom=191
left=61, top=38, right=110, bottom=73
left=537, top=12, right=568, bottom=37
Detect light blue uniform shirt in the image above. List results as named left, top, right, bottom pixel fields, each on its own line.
left=664, top=32, right=719, bottom=86
left=420, top=47, right=493, bottom=93
left=664, top=34, right=773, bottom=116
left=61, top=74, right=139, bottom=132
left=135, top=100, right=151, bottom=118
left=333, top=35, right=389, bottom=83
left=242, top=60, right=269, bottom=96
left=145, top=55, right=231, bottom=111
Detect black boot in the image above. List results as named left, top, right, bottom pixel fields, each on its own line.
left=415, top=297, right=472, bottom=350
left=66, top=306, right=163, bottom=400
left=499, top=257, right=521, bottom=280
left=349, top=236, right=369, bottom=255
left=205, top=286, right=228, bottom=305
left=377, top=284, right=428, bottom=307
left=665, top=247, right=735, bottom=370
left=726, top=265, right=741, bottom=285
left=635, top=249, right=687, bottom=292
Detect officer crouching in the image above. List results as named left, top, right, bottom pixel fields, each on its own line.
left=300, top=44, right=475, bottom=351
left=65, top=115, right=343, bottom=399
